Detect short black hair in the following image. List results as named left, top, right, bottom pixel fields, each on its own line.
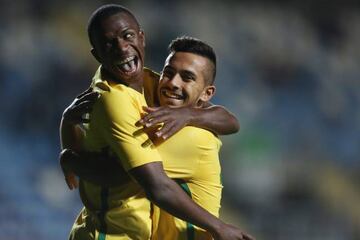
left=87, top=4, right=140, bottom=48
left=168, top=36, right=217, bottom=84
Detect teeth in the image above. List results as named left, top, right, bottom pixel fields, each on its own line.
left=116, top=56, right=137, bottom=72
left=162, top=89, right=182, bottom=99
left=116, top=56, right=135, bottom=65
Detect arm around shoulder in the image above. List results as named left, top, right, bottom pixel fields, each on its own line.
left=129, top=162, right=255, bottom=240
left=189, top=104, right=240, bottom=135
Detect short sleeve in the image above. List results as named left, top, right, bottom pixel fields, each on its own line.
left=92, top=87, right=162, bottom=171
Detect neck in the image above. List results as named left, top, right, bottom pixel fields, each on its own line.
left=128, top=77, right=143, bottom=93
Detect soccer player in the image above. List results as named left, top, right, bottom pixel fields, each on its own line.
left=60, top=4, right=253, bottom=240
left=63, top=36, right=243, bottom=240
left=151, top=37, right=223, bottom=240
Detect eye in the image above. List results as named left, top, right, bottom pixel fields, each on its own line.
left=182, top=73, right=195, bottom=82
left=162, top=69, right=174, bottom=79
left=124, top=32, right=135, bottom=40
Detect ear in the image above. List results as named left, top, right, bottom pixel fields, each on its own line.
left=91, top=48, right=102, bottom=63
left=199, top=85, right=216, bottom=103
left=139, top=29, right=146, bottom=48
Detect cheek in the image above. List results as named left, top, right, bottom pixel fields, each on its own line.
left=189, top=85, right=203, bottom=97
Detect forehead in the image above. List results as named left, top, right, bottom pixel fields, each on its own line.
left=100, top=12, right=138, bottom=36
left=165, top=52, right=209, bottom=75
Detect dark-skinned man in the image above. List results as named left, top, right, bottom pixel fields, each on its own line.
left=60, top=4, right=253, bottom=240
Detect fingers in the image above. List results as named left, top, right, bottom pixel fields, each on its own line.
left=72, top=100, right=94, bottom=114
left=81, top=118, right=91, bottom=124
left=60, top=149, right=79, bottom=190
left=139, top=107, right=170, bottom=127
left=139, top=109, right=168, bottom=126
left=155, top=121, right=178, bottom=139
left=142, top=114, right=169, bottom=127
left=60, top=149, right=73, bottom=165
left=64, top=98, right=96, bottom=124
left=65, top=173, right=78, bottom=190
left=142, top=106, right=160, bottom=113
left=77, top=91, right=100, bottom=104
left=76, top=87, right=93, bottom=99
left=60, top=149, right=79, bottom=169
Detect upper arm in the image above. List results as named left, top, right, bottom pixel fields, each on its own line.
left=192, top=104, right=240, bottom=135
left=60, top=118, right=85, bottom=151
left=129, top=161, right=168, bottom=190
left=211, top=104, right=240, bottom=133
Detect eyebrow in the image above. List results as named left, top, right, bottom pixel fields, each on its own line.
left=104, top=27, right=135, bottom=39
left=163, top=66, right=196, bottom=79
left=181, top=70, right=196, bottom=79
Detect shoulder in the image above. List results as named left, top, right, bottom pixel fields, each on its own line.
left=143, top=68, right=160, bottom=107
left=97, top=81, right=138, bottom=106
left=93, top=82, right=142, bottom=122
left=177, top=127, right=221, bottom=149
left=143, top=68, right=160, bottom=81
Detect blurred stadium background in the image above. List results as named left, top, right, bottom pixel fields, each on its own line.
left=0, top=0, right=359, bottom=239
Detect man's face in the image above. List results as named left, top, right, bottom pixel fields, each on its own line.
left=92, top=12, right=145, bottom=85
left=158, top=52, right=215, bottom=107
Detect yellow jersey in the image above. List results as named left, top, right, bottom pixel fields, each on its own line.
left=152, top=127, right=222, bottom=240
left=73, top=67, right=162, bottom=240
left=69, top=67, right=223, bottom=240
left=141, top=70, right=223, bottom=240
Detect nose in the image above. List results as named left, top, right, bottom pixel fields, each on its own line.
left=168, top=73, right=182, bottom=89
left=115, top=37, right=129, bottom=52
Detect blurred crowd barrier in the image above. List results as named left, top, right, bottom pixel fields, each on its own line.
left=0, top=0, right=359, bottom=239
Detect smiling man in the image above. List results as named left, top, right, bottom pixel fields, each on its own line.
left=158, top=51, right=215, bottom=107
left=60, top=4, right=253, bottom=240
left=151, top=37, right=222, bottom=240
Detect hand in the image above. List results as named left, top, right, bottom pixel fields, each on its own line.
left=59, top=149, right=80, bottom=190
left=62, top=88, right=100, bottom=125
left=213, top=223, right=255, bottom=240
left=137, top=106, right=193, bottom=140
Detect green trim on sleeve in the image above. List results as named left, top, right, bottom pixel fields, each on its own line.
left=98, top=232, right=106, bottom=240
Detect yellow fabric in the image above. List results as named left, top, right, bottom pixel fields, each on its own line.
left=69, top=207, right=155, bottom=240
left=142, top=68, right=223, bottom=240
left=153, top=127, right=223, bottom=240
left=70, top=66, right=222, bottom=240
left=71, top=66, right=162, bottom=240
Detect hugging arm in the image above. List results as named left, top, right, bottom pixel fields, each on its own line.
left=130, top=162, right=254, bottom=240
left=59, top=88, right=110, bottom=189
left=60, top=88, right=100, bottom=150
left=139, top=103, right=239, bottom=139
left=60, top=149, right=130, bottom=187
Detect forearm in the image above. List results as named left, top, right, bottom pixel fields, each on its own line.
left=146, top=177, right=222, bottom=234
left=130, top=163, right=224, bottom=235
left=71, top=154, right=129, bottom=187
left=60, top=107, right=129, bottom=187
left=189, top=105, right=239, bottom=135
left=61, top=149, right=130, bottom=187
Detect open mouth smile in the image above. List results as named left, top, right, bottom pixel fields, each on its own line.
left=160, top=89, right=184, bottom=100
left=114, top=56, right=138, bottom=74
